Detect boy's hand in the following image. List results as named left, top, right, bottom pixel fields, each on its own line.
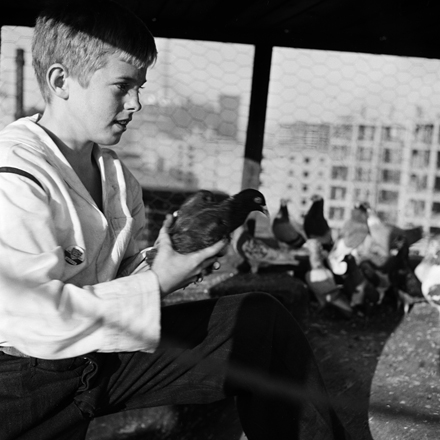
left=151, top=215, right=228, bottom=297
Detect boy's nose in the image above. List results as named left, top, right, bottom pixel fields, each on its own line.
left=124, top=93, right=142, bottom=113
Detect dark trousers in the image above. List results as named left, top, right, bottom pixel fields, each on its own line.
left=0, top=292, right=350, bottom=440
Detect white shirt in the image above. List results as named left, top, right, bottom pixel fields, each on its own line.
left=0, top=115, right=161, bottom=359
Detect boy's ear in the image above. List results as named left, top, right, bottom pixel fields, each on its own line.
left=46, top=64, right=69, bottom=100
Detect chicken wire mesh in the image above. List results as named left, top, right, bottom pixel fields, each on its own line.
left=2, top=25, right=440, bottom=252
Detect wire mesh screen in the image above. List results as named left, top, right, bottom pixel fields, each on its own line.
left=0, top=27, right=253, bottom=247
left=262, top=48, right=440, bottom=249
left=2, top=26, right=440, bottom=250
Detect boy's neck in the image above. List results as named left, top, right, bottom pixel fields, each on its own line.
left=38, top=110, right=94, bottom=153
left=37, top=116, right=103, bottom=210
left=37, top=113, right=95, bottom=162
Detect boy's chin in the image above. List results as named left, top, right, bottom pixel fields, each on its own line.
left=98, top=134, right=123, bottom=146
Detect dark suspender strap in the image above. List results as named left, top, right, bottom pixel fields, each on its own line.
left=0, top=166, right=44, bottom=190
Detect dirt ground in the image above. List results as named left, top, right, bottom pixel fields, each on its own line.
left=304, top=299, right=405, bottom=440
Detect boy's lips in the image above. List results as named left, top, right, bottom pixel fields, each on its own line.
left=115, top=118, right=131, bottom=130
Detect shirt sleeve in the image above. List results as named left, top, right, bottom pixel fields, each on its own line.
left=0, top=173, right=161, bottom=359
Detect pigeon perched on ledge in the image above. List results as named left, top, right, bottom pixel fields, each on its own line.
left=342, top=254, right=379, bottom=314
left=328, top=202, right=370, bottom=275
left=272, top=198, right=306, bottom=250
left=415, top=234, right=440, bottom=315
left=303, top=194, right=333, bottom=252
left=304, top=238, right=352, bottom=316
left=387, top=235, right=424, bottom=313
left=233, top=220, right=309, bottom=274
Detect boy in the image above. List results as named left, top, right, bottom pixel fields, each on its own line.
left=0, top=1, right=350, bottom=439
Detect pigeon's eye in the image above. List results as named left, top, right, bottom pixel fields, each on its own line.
left=254, top=197, right=263, bottom=204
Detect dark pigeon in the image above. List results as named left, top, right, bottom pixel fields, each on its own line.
left=169, top=188, right=269, bottom=254
left=272, top=199, right=306, bottom=250
left=303, top=194, right=333, bottom=251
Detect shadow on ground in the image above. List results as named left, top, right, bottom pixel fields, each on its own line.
left=305, top=300, right=404, bottom=440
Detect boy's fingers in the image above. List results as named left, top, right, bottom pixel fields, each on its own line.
left=155, top=214, right=173, bottom=246
left=198, top=239, right=229, bottom=260
left=161, top=214, right=173, bottom=229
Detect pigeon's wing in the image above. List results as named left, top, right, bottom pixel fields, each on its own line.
left=170, top=208, right=229, bottom=253
left=175, top=190, right=215, bottom=217
left=342, top=218, right=369, bottom=249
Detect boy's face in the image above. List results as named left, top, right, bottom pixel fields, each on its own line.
left=66, top=52, right=147, bottom=146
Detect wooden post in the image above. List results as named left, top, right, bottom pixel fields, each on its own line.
left=15, top=48, right=24, bottom=120
left=241, top=44, right=273, bottom=190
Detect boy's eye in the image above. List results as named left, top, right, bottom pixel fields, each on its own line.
left=116, top=83, right=129, bottom=92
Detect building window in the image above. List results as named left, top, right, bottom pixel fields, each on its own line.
left=280, top=122, right=330, bottom=151
left=358, top=125, right=375, bottom=141
left=381, top=169, right=401, bottom=184
left=331, top=166, right=348, bottom=180
left=329, top=207, right=345, bottom=220
left=411, top=150, right=430, bottom=167
left=409, top=174, right=427, bottom=191
left=406, top=200, right=425, bottom=217
left=330, top=186, right=347, bottom=200
left=356, top=146, right=373, bottom=162
left=331, top=145, right=350, bottom=160
left=333, top=124, right=353, bottom=140
left=354, top=188, right=371, bottom=202
left=383, top=148, right=403, bottom=164
left=382, top=126, right=404, bottom=142
left=378, top=190, right=399, bottom=205
left=355, top=167, right=372, bottom=182
left=415, top=124, right=433, bottom=144
left=432, top=202, right=440, bottom=216
left=436, top=151, right=440, bottom=169
left=435, top=177, right=440, bottom=192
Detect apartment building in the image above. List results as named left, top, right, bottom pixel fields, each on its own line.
left=273, top=119, right=440, bottom=238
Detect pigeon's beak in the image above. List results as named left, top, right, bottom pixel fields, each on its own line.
left=261, top=205, right=269, bottom=217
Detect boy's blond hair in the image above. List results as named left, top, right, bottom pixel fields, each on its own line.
left=32, top=0, right=158, bottom=103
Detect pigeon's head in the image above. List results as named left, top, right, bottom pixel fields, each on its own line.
left=235, top=189, right=269, bottom=217
left=228, top=189, right=269, bottom=232
left=310, top=194, right=323, bottom=203
left=354, top=201, right=370, bottom=212
left=308, top=194, right=324, bottom=213
left=351, top=202, right=370, bottom=222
